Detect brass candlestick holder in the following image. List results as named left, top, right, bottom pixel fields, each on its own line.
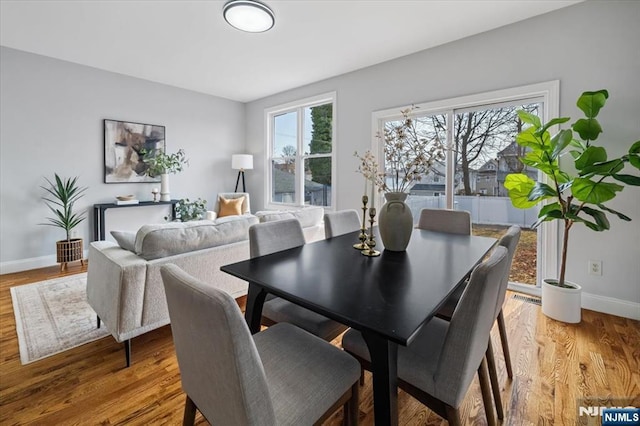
left=362, top=207, right=380, bottom=257
left=353, top=195, right=369, bottom=250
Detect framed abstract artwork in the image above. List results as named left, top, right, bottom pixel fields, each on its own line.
left=104, top=119, right=166, bottom=183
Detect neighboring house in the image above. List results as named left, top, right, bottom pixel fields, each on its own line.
left=409, top=183, right=446, bottom=196
left=496, top=141, right=537, bottom=196
left=472, top=142, right=538, bottom=197
left=476, top=159, right=499, bottom=196
left=271, top=167, right=330, bottom=206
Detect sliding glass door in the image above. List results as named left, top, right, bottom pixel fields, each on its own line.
left=372, top=82, right=560, bottom=288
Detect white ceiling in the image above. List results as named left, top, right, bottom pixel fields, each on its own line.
left=0, top=0, right=580, bottom=103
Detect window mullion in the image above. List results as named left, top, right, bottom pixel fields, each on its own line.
left=296, top=106, right=304, bottom=206
left=445, top=110, right=454, bottom=210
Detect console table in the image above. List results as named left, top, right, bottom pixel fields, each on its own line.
left=93, top=200, right=179, bottom=241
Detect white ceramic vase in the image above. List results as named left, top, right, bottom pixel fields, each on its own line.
left=541, top=278, right=582, bottom=323
left=160, top=173, right=171, bottom=201
left=378, top=192, right=413, bottom=252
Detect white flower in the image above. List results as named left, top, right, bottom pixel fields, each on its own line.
left=355, top=106, right=444, bottom=193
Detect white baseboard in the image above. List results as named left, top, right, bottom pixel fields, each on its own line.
left=581, top=291, right=640, bottom=321
left=508, top=282, right=640, bottom=321
left=0, top=250, right=88, bottom=275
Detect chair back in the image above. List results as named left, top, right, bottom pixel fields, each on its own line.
left=493, top=225, right=521, bottom=318
left=214, top=192, right=251, bottom=215
left=434, top=246, right=509, bottom=406
left=417, top=208, right=471, bottom=235
left=249, top=218, right=305, bottom=258
left=324, top=209, right=361, bottom=238
left=161, top=264, right=276, bottom=425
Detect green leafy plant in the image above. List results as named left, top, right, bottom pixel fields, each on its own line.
left=168, top=198, right=207, bottom=222
left=505, top=90, right=640, bottom=287
left=40, top=174, right=88, bottom=241
left=142, top=148, right=188, bottom=177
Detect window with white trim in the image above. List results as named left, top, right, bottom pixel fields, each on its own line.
left=266, top=93, right=336, bottom=208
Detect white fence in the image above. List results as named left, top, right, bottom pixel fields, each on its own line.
left=405, top=195, right=539, bottom=228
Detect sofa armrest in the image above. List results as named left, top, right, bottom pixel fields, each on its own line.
left=86, top=241, right=147, bottom=342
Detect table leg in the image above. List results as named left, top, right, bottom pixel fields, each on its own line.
left=362, top=331, right=398, bottom=426
left=245, top=283, right=267, bottom=334
left=93, top=207, right=99, bottom=241
left=99, top=208, right=106, bottom=241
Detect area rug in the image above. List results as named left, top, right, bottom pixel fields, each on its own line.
left=10, top=273, right=109, bottom=364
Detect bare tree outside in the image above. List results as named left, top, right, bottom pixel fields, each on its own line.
left=421, top=104, right=539, bottom=195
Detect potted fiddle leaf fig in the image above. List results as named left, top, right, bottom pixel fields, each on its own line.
left=505, top=90, right=640, bottom=323
left=41, top=174, right=88, bottom=271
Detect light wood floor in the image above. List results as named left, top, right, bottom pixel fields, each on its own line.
left=1, top=264, right=638, bottom=425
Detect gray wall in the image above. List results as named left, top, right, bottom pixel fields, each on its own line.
left=0, top=47, right=245, bottom=272
left=245, top=1, right=640, bottom=311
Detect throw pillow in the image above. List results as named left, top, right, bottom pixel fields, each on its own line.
left=110, top=230, right=136, bottom=252
left=218, top=196, right=244, bottom=218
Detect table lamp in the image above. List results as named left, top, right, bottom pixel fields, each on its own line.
left=232, top=154, right=253, bottom=192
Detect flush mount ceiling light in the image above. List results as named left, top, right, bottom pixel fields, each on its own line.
left=223, top=0, right=275, bottom=33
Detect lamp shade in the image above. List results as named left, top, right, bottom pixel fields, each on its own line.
left=223, top=0, right=275, bottom=33
left=232, top=154, right=253, bottom=170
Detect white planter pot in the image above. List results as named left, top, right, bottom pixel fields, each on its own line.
left=541, top=279, right=582, bottom=323
left=160, top=173, right=171, bottom=202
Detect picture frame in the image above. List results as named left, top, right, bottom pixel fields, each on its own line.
left=104, top=119, right=166, bottom=183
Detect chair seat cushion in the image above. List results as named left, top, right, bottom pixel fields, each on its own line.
left=342, top=317, right=450, bottom=400
left=262, top=297, right=348, bottom=341
left=254, top=323, right=360, bottom=425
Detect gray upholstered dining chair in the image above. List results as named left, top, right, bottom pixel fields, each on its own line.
left=416, top=208, right=472, bottom=235
left=161, top=264, right=360, bottom=426
left=324, top=209, right=361, bottom=238
left=250, top=219, right=349, bottom=341
left=431, top=225, right=521, bottom=420
left=341, top=246, right=509, bottom=426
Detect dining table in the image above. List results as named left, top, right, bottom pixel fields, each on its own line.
left=221, top=227, right=497, bottom=426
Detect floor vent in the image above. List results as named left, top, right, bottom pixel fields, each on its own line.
left=512, top=294, right=542, bottom=305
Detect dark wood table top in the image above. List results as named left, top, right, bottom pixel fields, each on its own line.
left=221, top=228, right=497, bottom=346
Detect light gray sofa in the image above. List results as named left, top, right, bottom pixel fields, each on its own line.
left=86, top=207, right=325, bottom=367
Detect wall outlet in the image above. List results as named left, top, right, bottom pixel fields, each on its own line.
left=588, top=260, right=602, bottom=276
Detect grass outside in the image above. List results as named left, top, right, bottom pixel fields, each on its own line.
left=473, top=224, right=537, bottom=285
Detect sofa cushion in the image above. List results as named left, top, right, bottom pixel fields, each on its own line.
left=134, top=216, right=259, bottom=260
left=255, top=211, right=297, bottom=223
left=111, top=230, right=136, bottom=252
left=214, top=214, right=255, bottom=225
left=218, top=196, right=244, bottom=218
left=255, top=206, right=324, bottom=228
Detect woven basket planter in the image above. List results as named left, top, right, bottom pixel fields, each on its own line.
left=56, top=238, right=84, bottom=270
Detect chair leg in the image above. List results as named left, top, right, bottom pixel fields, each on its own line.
left=359, top=368, right=365, bottom=386
left=478, top=357, right=496, bottom=426
left=97, top=315, right=101, bottom=329
left=497, top=310, right=513, bottom=379
left=183, top=395, right=197, bottom=426
left=343, top=382, right=359, bottom=426
left=124, top=339, right=131, bottom=368
left=486, top=340, right=504, bottom=420
left=445, top=405, right=462, bottom=426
